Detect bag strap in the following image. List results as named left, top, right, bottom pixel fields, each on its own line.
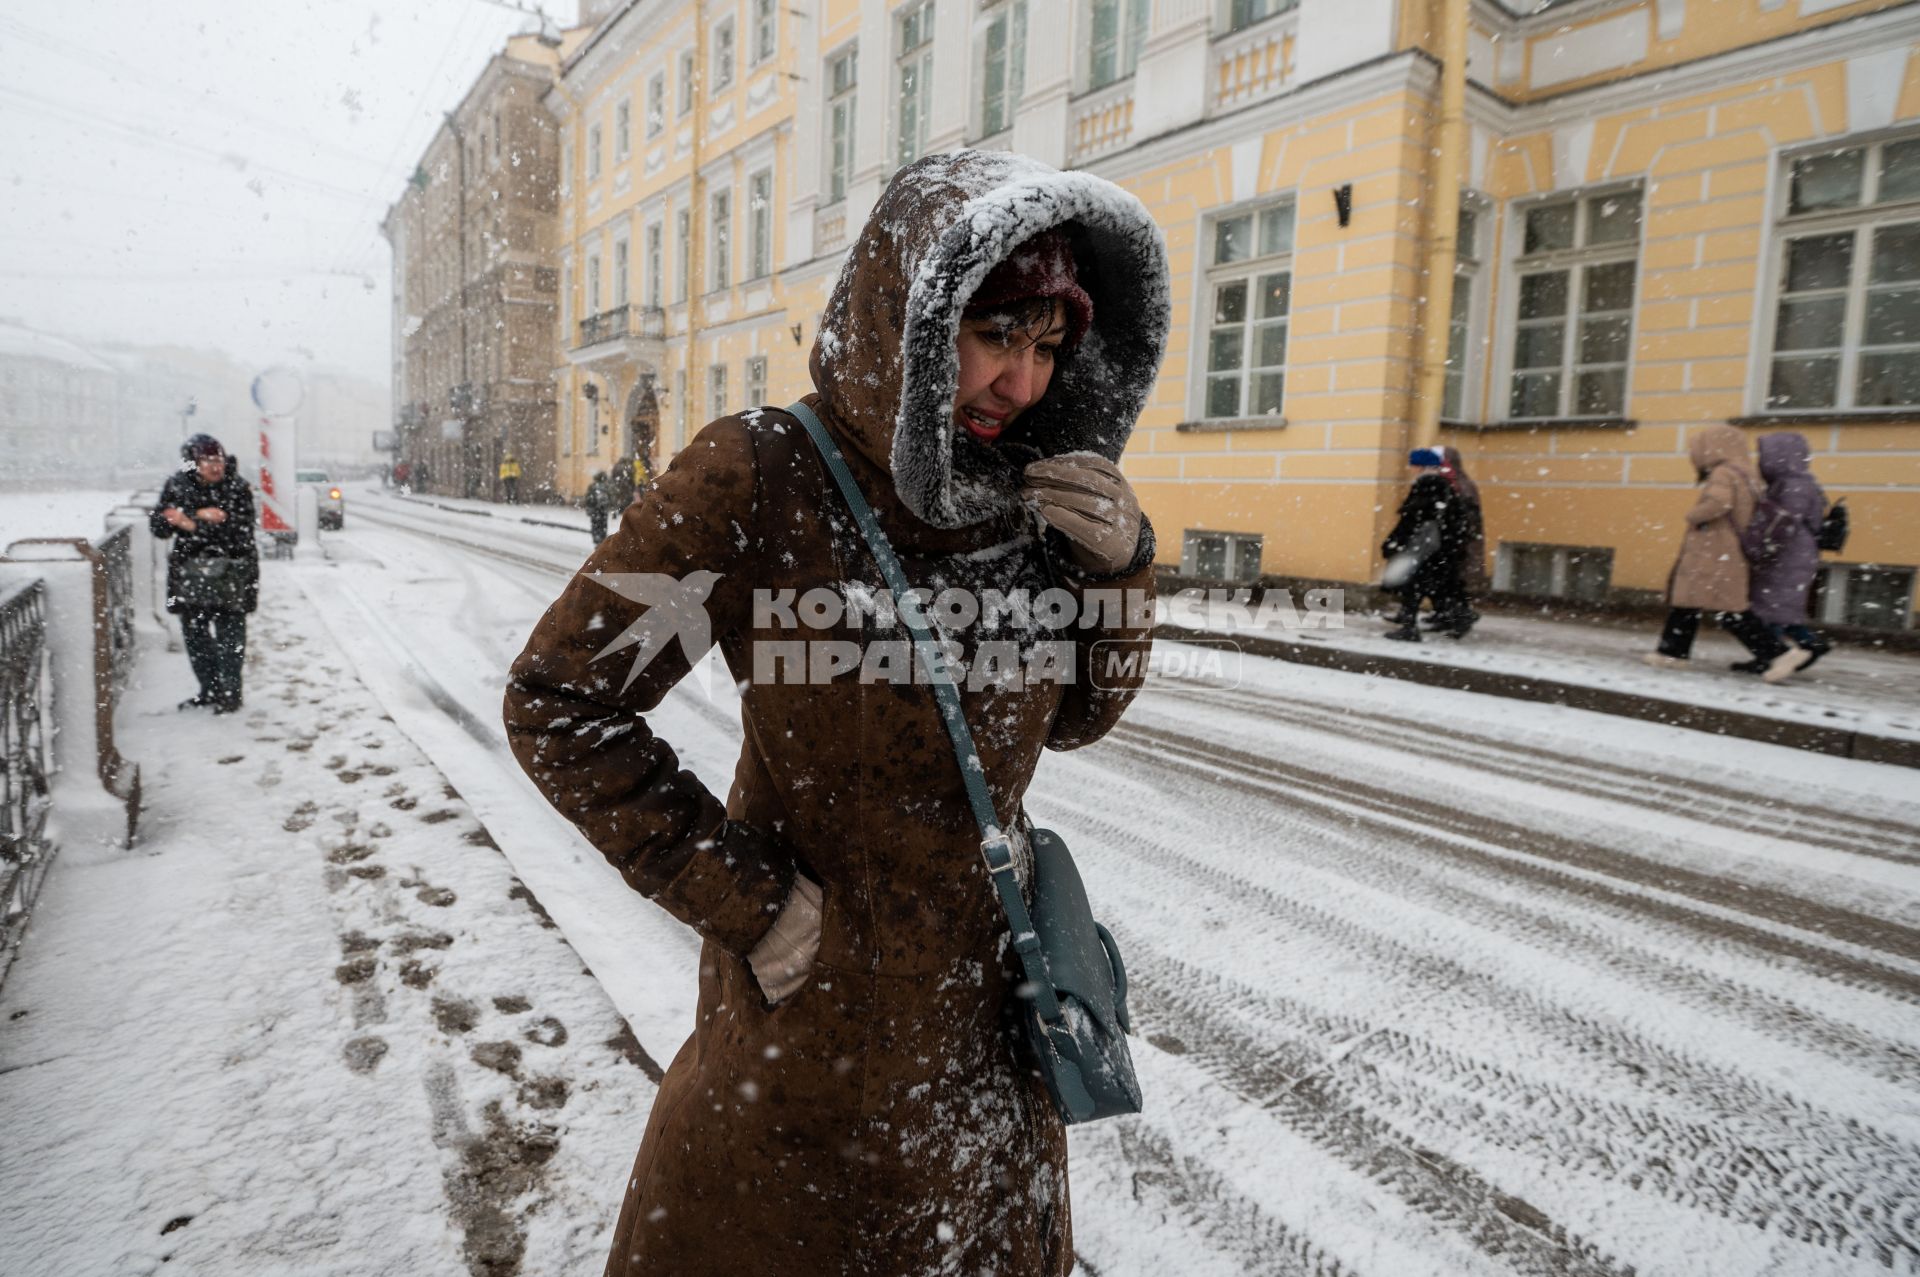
left=784, top=401, right=1065, bottom=1024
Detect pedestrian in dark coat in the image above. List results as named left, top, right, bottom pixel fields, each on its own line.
left=1645, top=425, right=1808, bottom=682
left=583, top=470, right=613, bottom=544
left=503, top=150, right=1168, bottom=1276
left=150, top=433, right=259, bottom=712
left=1748, top=432, right=1832, bottom=668
left=1381, top=445, right=1483, bottom=640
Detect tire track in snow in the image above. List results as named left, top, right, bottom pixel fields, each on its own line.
left=1148, top=682, right=1920, bottom=866
left=1096, top=727, right=1920, bottom=1084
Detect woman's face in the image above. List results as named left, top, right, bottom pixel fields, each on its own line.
left=195, top=454, right=226, bottom=484
left=952, top=300, right=1066, bottom=445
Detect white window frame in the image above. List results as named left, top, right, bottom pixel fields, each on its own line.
left=587, top=122, right=604, bottom=180
left=710, top=188, right=732, bottom=291
left=751, top=0, right=778, bottom=66
left=825, top=46, right=857, bottom=205
left=1443, top=192, right=1492, bottom=423
left=746, top=354, right=768, bottom=408
left=1499, top=184, right=1643, bottom=423
left=1224, top=0, right=1298, bottom=33
left=646, top=72, right=666, bottom=138
left=678, top=49, right=696, bottom=115
left=645, top=220, right=664, bottom=309
left=614, top=100, right=631, bottom=161
left=709, top=363, right=729, bottom=420
left=1086, top=0, right=1148, bottom=92
left=1197, top=199, right=1297, bottom=422
left=675, top=207, right=691, bottom=303
left=747, top=168, right=773, bottom=280
left=613, top=235, right=630, bottom=307
left=978, top=1, right=1026, bottom=139
left=712, top=17, right=737, bottom=94
left=587, top=250, right=603, bottom=315
left=1759, top=131, right=1920, bottom=415
left=894, top=2, right=934, bottom=170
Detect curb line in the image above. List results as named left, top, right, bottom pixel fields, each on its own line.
left=1154, top=623, right=1920, bottom=771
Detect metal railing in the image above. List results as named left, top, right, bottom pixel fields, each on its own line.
left=97, top=523, right=135, bottom=693
left=0, top=578, right=53, bottom=990
left=577, top=304, right=666, bottom=348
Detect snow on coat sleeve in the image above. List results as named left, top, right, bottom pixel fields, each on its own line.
left=502, top=417, right=793, bottom=958
left=1042, top=514, right=1156, bottom=751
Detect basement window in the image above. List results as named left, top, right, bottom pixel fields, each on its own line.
left=1811, top=563, right=1916, bottom=630
left=1182, top=529, right=1263, bottom=582
left=1494, top=541, right=1612, bottom=602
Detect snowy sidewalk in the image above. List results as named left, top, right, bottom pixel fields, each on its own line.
left=0, top=571, right=652, bottom=1275
left=1159, top=592, right=1920, bottom=762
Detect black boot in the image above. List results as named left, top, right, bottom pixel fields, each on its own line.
left=179, top=692, right=212, bottom=711
left=1799, top=638, right=1833, bottom=670
left=1729, top=659, right=1766, bottom=674
left=1384, top=623, right=1421, bottom=643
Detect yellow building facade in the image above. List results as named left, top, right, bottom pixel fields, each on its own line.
left=546, top=0, right=1920, bottom=628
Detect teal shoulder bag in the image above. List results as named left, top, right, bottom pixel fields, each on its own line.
left=786, top=401, right=1142, bottom=1125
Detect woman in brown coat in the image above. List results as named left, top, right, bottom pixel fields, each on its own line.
left=1644, top=424, right=1809, bottom=683
left=503, top=151, right=1168, bottom=1275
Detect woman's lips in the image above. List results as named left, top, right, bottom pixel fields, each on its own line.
left=957, top=406, right=1008, bottom=443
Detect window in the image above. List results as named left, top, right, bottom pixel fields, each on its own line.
left=1766, top=136, right=1920, bottom=412
left=676, top=208, right=691, bottom=301
left=1443, top=196, right=1487, bottom=422
left=588, top=122, right=603, bottom=179
left=1088, top=0, right=1148, bottom=90
left=613, top=237, right=630, bottom=307
left=1202, top=201, right=1295, bottom=419
left=713, top=18, right=736, bottom=93
left=746, top=354, right=768, bottom=407
left=747, top=169, right=773, bottom=279
left=1182, top=530, right=1264, bottom=582
left=491, top=111, right=503, bottom=165
left=711, top=189, right=732, bottom=290
left=1506, top=188, right=1641, bottom=421
left=645, top=222, right=663, bottom=309
left=587, top=251, right=602, bottom=315
left=895, top=3, right=934, bottom=169
left=710, top=363, right=729, bottom=419
left=826, top=48, right=857, bottom=204
left=615, top=101, right=631, bottom=161
left=752, top=0, right=777, bottom=65
left=1228, top=0, right=1297, bottom=31
left=647, top=72, right=666, bottom=138
left=678, top=49, right=696, bottom=114
left=1813, top=563, right=1916, bottom=629
left=980, top=1, right=1026, bottom=137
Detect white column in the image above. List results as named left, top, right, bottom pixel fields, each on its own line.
left=846, top=0, right=893, bottom=229
left=1133, top=0, right=1214, bottom=141
left=1012, top=1, right=1073, bottom=168
left=923, top=0, right=973, bottom=155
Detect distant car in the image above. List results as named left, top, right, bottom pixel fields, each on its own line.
left=296, top=468, right=345, bottom=529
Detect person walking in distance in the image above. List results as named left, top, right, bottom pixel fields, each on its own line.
left=1644, top=424, right=1811, bottom=683
left=1739, top=432, right=1834, bottom=673
left=503, top=151, right=1167, bottom=1276
left=1381, top=446, right=1485, bottom=641
left=499, top=451, right=523, bottom=504
left=151, top=433, right=259, bottom=714
left=583, top=470, right=613, bottom=545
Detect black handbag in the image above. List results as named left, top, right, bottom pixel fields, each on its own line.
left=177, top=554, right=248, bottom=611
left=787, top=401, right=1143, bottom=1125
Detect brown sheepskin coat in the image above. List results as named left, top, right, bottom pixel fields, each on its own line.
left=503, top=151, right=1169, bottom=1276
left=1666, top=424, right=1761, bottom=612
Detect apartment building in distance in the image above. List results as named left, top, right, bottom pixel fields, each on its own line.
left=539, top=0, right=1918, bottom=627
left=383, top=32, right=577, bottom=501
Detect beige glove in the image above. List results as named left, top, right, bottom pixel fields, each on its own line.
left=747, top=875, right=822, bottom=1004
left=1021, top=454, right=1142, bottom=575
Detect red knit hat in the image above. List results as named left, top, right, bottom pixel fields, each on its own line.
left=963, top=229, right=1093, bottom=347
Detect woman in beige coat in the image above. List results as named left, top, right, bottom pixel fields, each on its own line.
left=1644, top=424, right=1811, bottom=683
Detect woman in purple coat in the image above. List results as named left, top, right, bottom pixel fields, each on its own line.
left=1741, top=433, right=1833, bottom=672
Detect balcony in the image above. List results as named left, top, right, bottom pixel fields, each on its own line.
left=567, top=304, right=667, bottom=373
left=1211, top=9, right=1298, bottom=114
left=1070, top=80, right=1136, bottom=166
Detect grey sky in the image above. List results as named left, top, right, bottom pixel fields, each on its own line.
left=0, top=0, right=579, bottom=387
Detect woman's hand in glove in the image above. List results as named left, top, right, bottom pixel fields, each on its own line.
left=1020, top=454, right=1142, bottom=575
left=747, top=875, right=823, bottom=1005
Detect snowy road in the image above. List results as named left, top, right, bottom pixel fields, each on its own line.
left=319, top=490, right=1920, bottom=1276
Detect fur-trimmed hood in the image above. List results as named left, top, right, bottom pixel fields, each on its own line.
left=808, top=150, right=1171, bottom=529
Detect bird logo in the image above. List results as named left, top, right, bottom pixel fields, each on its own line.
left=585, top=570, right=723, bottom=691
